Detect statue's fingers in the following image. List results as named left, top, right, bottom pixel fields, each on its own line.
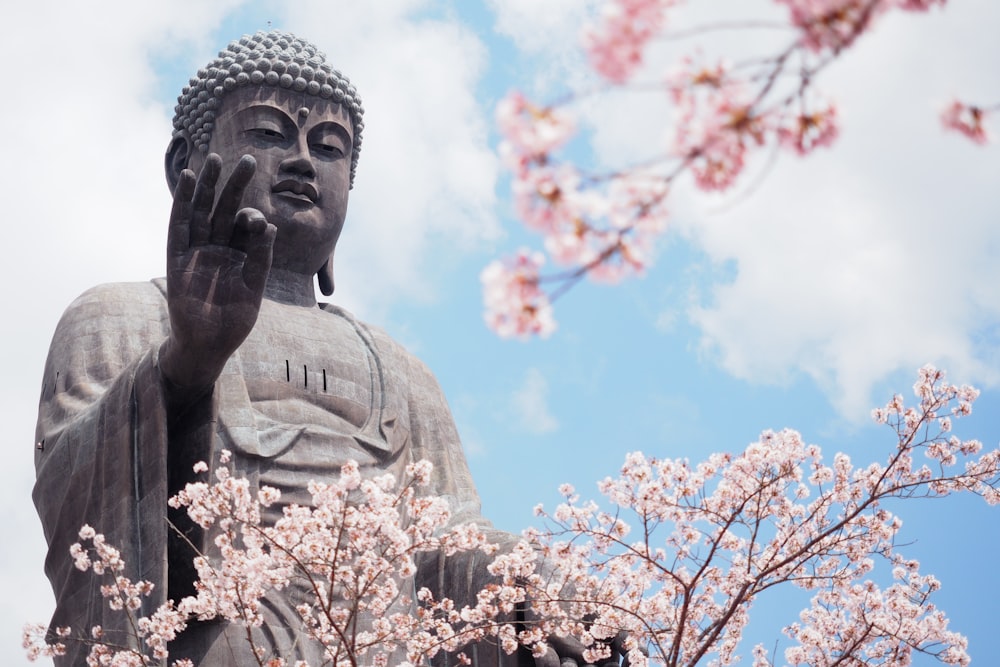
left=167, top=169, right=196, bottom=256
left=604, top=631, right=626, bottom=667
left=211, top=155, right=256, bottom=245
left=190, top=154, right=222, bottom=246
left=617, top=632, right=646, bottom=667
left=546, top=634, right=591, bottom=665
left=231, top=207, right=267, bottom=253
left=237, top=208, right=274, bottom=295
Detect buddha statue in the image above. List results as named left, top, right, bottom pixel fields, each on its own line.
left=34, top=30, right=581, bottom=666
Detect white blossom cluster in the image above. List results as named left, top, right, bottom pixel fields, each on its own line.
left=25, top=366, right=1000, bottom=666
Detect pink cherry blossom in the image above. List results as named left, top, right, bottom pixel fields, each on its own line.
left=496, top=92, right=575, bottom=168
left=894, top=0, right=946, bottom=9
left=582, top=0, right=679, bottom=83
left=22, top=623, right=65, bottom=662
left=481, top=249, right=556, bottom=338
left=585, top=172, right=670, bottom=281
left=778, top=102, right=839, bottom=155
left=511, top=163, right=586, bottom=237
left=776, top=0, right=889, bottom=53
left=668, top=58, right=769, bottom=191
left=940, top=100, right=990, bottom=145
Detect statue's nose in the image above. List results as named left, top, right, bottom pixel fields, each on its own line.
left=279, top=139, right=316, bottom=178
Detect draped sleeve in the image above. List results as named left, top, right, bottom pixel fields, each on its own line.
left=33, top=281, right=174, bottom=666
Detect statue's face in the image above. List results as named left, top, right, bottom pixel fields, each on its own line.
left=190, top=85, right=353, bottom=275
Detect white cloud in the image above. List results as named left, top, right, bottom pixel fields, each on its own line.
left=489, top=0, right=595, bottom=54
left=487, top=0, right=600, bottom=93
left=510, top=367, right=560, bottom=434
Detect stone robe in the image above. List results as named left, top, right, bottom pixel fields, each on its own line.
left=35, top=279, right=523, bottom=666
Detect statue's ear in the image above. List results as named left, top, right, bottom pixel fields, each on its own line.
left=165, top=136, right=193, bottom=194
left=318, top=255, right=335, bottom=296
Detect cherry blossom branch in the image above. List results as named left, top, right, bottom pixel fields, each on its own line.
left=484, top=0, right=990, bottom=338
left=479, top=365, right=993, bottom=666
left=27, top=457, right=505, bottom=667
left=26, top=367, right=996, bottom=666
left=659, top=20, right=793, bottom=42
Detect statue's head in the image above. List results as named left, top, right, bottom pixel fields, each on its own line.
left=171, top=30, right=364, bottom=187
left=166, top=31, right=364, bottom=296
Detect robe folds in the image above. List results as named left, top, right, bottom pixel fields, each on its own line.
left=35, top=279, right=525, bottom=666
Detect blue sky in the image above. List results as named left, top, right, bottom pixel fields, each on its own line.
left=3, top=1, right=999, bottom=664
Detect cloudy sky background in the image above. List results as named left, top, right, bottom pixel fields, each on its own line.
left=3, top=0, right=999, bottom=664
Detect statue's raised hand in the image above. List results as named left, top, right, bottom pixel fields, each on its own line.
left=160, top=153, right=276, bottom=394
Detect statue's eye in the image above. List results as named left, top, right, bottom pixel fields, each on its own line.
left=313, top=143, right=344, bottom=158
left=249, top=127, right=284, bottom=140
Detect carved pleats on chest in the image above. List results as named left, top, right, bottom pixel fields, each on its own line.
left=213, top=303, right=410, bottom=466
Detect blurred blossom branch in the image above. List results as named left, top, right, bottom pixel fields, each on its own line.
left=940, top=101, right=998, bottom=146
left=482, top=0, right=994, bottom=338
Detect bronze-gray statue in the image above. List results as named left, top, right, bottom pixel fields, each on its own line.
left=34, top=31, right=545, bottom=666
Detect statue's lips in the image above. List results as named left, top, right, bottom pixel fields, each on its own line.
left=272, top=180, right=319, bottom=204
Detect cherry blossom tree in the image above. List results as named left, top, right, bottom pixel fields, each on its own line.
left=25, top=366, right=1000, bottom=666
left=476, top=365, right=996, bottom=666
left=481, top=0, right=996, bottom=338
left=24, top=456, right=501, bottom=667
